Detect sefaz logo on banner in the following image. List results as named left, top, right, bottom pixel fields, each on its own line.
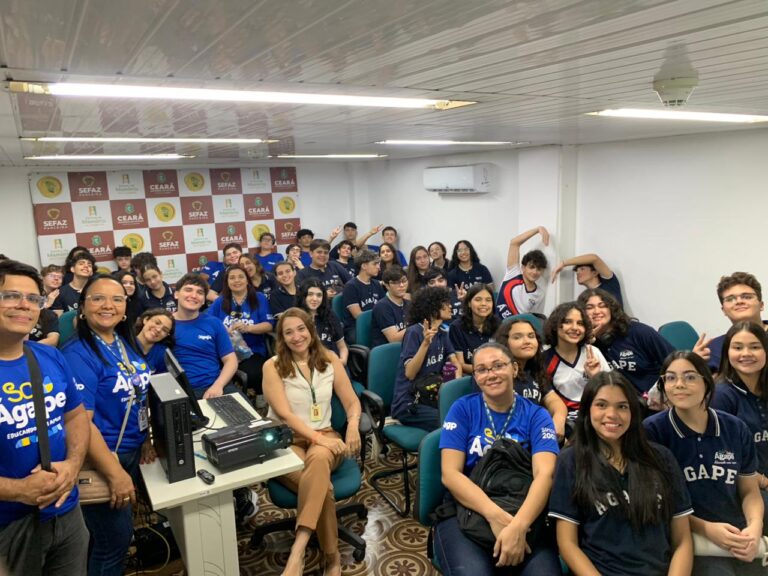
left=110, top=199, right=148, bottom=230
left=68, top=172, right=108, bottom=201
left=270, top=167, right=298, bottom=193
left=75, top=232, right=115, bottom=262
left=180, top=197, right=214, bottom=225
left=143, top=170, right=179, bottom=197
left=210, top=169, right=242, bottom=195
left=275, top=218, right=301, bottom=243
left=34, top=204, right=75, bottom=235
left=150, top=227, right=186, bottom=256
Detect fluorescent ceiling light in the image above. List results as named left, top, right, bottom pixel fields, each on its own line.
left=587, top=108, right=768, bottom=123
left=274, top=154, right=386, bottom=159
left=10, top=81, right=475, bottom=110
left=22, top=136, right=277, bottom=144
left=376, top=139, right=523, bottom=145
left=24, top=154, right=194, bottom=161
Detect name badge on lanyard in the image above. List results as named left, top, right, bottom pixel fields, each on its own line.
left=294, top=361, right=322, bottom=422
left=310, top=403, right=322, bottom=422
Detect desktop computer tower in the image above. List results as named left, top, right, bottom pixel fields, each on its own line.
left=148, top=373, right=196, bottom=483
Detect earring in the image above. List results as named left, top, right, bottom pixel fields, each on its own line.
left=78, top=313, right=85, bottom=320
left=122, top=315, right=127, bottom=322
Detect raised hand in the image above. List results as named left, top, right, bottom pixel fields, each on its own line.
left=455, top=283, right=467, bottom=300
left=422, top=320, right=438, bottom=345
left=583, top=345, right=602, bottom=378
left=692, top=332, right=712, bottom=362
left=551, top=262, right=566, bottom=284
left=538, top=226, right=550, bottom=246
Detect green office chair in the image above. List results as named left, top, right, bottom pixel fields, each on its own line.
left=415, top=429, right=444, bottom=570
left=354, top=310, right=373, bottom=349
left=249, top=393, right=370, bottom=562
left=332, top=293, right=345, bottom=324
left=438, top=376, right=473, bottom=423
left=362, top=341, right=429, bottom=517
left=57, top=309, right=78, bottom=348
left=502, top=313, right=544, bottom=335
left=658, top=321, right=699, bottom=351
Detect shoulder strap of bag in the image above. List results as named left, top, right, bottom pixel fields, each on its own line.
left=24, top=345, right=51, bottom=472
left=113, top=382, right=135, bottom=454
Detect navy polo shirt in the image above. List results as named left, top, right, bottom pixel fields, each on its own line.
left=549, top=445, right=693, bottom=576
left=707, top=320, right=768, bottom=372
left=371, top=296, right=409, bottom=348
left=269, top=285, right=297, bottom=318
left=597, top=274, right=624, bottom=308
left=711, top=379, right=768, bottom=474
left=644, top=408, right=757, bottom=529
left=448, top=319, right=490, bottom=365
left=594, top=321, right=674, bottom=394
left=513, top=371, right=549, bottom=406
left=445, top=264, right=493, bottom=290
left=315, top=312, right=344, bottom=356
left=296, top=262, right=351, bottom=292
left=138, top=282, right=177, bottom=314
left=342, top=277, right=386, bottom=339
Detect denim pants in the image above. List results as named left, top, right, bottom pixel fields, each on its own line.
left=434, top=516, right=562, bottom=576
left=82, top=447, right=141, bottom=576
left=395, top=402, right=440, bottom=432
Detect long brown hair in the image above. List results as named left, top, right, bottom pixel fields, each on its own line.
left=274, top=308, right=330, bottom=378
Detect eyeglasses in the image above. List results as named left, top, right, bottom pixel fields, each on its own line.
left=86, top=294, right=127, bottom=305
left=722, top=293, right=758, bottom=304
left=0, top=291, right=47, bottom=309
left=44, top=274, right=63, bottom=280
left=661, top=372, right=702, bottom=385
left=474, top=361, right=512, bottom=378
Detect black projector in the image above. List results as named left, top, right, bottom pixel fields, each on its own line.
left=201, top=419, right=293, bottom=471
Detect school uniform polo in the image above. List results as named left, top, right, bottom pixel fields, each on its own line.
left=269, top=285, right=298, bottom=318
left=593, top=321, right=674, bottom=395
left=315, top=312, right=344, bottom=356
left=296, top=262, right=351, bottom=292
left=495, top=264, right=545, bottom=319
left=711, top=379, right=768, bottom=474
left=342, top=276, right=386, bottom=339
left=544, top=345, right=611, bottom=420
left=644, top=408, right=757, bottom=529
left=549, top=445, right=693, bottom=576
left=371, top=296, right=409, bottom=348
left=448, top=319, right=490, bottom=365
left=445, top=264, right=493, bottom=290
left=597, top=274, right=624, bottom=307
left=138, top=282, right=177, bottom=313
left=513, top=371, right=549, bottom=406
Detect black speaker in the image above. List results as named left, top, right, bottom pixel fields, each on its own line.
left=148, top=373, right=195, bottom=483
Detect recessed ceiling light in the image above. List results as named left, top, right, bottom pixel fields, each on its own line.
left=587, top=108, right=768, bottom=123
left=21, top=136, right=277, bottom=144
left=376, top=139, right=524, bottom=145
left=24, top=154, right=194, bottom=161
left=273, top=154, right=387, bottom=159
left=10, top=81, right=475, bottom=110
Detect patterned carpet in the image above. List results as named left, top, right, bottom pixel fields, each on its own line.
left=128, top=444, right=440, bottom=575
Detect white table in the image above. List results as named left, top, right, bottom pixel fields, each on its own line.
left=140, top=394, right=303, bottom=576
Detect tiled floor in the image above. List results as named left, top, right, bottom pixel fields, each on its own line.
left=130, top=446, right=440, bottom=575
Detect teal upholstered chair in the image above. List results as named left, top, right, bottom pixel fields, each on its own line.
left=361, top=341, right=428, bottom=516
left=332, top=293, right=345, bottom=325
left=249, top=393, right=369, bottom=562
left=502, top=313, right=544, bottom=335
left=57, top=309, right=78, bottom=348
left=416, top=429, right=444, bottom=570
left=658, top=321, right=699, bottom=351
left=438, top=376, right=473, bottom=424
left=354, top=310, right=373, bottom=349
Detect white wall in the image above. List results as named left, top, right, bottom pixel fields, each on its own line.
left=576, top=128, right=768, bottom=338
left=0, top=162, right=353, bottom=269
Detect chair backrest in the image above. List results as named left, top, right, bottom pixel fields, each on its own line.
left=502, top=313, right=544, bottom=335
left=366, top=341, right=402, bottom=408
left=57, top=309, right=78, bottom=347
left=332, top=294, right=345, bottom=326
left=439, top=376, right=474, bottom=423
left=415, top=429, right=444, bottom=526
left=659, top=320, right=699, bottom=351
left=355, top=310, right=373, bottom=348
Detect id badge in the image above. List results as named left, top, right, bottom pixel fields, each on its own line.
left=138, top=406, right=149, bottom=432
left=130, top=372, right=143, bottom=388
left=310, top=403, right=322, bottom=422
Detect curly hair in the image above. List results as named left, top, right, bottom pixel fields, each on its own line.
left=521, top=249, right=547, bottom=269
left=577, top=288, right=631, bottom=338
left=448, top=239, right=481, bottom=270
left=274, top=308, right=329, bottom=378
left=407, top=286, right=451, bottom=325
left=544, top=302, right=593, bottom=348
left=716, top=272, right=762, bottom=303
left=297, top=278, right=333, bottom=324
left=459, top=284, right=499, bottom=336
left=493, top=317, right=545, bottom=383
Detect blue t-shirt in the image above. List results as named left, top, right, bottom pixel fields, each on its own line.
left=342, top=277, right=386, bottom=339
left=299, top=251, right=312, bottom=267
left=206, top=293, right=274, bottom=357
left=594, top=321, right=674, bottom=394
left=0, top=343, right=82, bottom=527
left=549, top=445, right=693, bottom=576
left=172, top=315, right=235, bottom=390
left=255, top=252, right=284, bottom=274
left=644, top=407, right=757, bottom=529
left=445, top=264, right=493, bottom=290
left=200, top=261, right=225, bottom=285
left=138, top=282, right=177, bottom=314
left=711, top=379, right=768, bottom=474
left=391, top=324, right=455, bottom=418
left=371, top=296, right=409, bottom=348
left=144, top=343, right=168, bottom=374
left=448, top=319, right=491, bottom=365
left=63, top=336, right=151, bottom=452
left=440, top=392, right=558, bottom=473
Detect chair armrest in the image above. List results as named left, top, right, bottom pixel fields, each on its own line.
left=358, top=412, right=373, bottom=435
left=361, top=389, right=385, bottom=441
left=348, top=344, right=370, bottom=384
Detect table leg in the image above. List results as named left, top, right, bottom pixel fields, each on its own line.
left=165, top=490, right=240, bottom=576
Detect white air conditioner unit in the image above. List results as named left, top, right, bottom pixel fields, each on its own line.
left=423, top=163, right=493, bottom=194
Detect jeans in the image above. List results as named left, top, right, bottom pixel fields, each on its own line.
left=434, top=516, right=562, bottom=576
left=82, top=448, right=141, bottom=576
left=395, top=402, right=440, bottom=432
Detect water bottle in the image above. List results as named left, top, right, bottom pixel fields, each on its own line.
left=442, top=361, right=457, bottom=383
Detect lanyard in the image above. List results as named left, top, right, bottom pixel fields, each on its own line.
left=93, top=332, right=137, bottom=377
left=293, top=361, right=317, bottom=404
left=483, top=394, right=517, bottom=441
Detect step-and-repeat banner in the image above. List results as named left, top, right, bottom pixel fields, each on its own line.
left=29, top=167, right=301, bottom=283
